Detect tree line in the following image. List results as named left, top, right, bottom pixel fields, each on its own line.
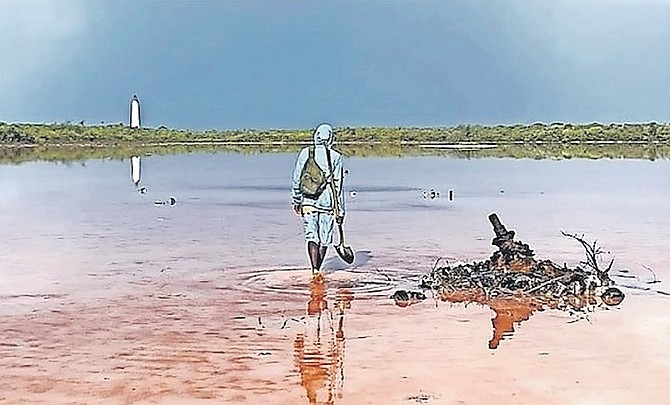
left=1, top=121, right=669, bottom=146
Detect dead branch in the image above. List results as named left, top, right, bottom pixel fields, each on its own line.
left=642, top=264, right=660, bottom=284
left=561, top=231, right=614, bottom=277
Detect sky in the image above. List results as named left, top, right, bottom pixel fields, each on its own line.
left=1, top=0, right=669, bottom=130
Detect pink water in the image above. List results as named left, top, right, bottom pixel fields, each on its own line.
left=1, top=153, right=669, bottom=403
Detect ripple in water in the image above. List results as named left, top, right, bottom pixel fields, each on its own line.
left=230, top=267, right=422, bottom=300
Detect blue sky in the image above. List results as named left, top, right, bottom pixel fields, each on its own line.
left=1, top=0, right=669, bottom=130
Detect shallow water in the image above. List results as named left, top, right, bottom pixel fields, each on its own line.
left=1, top=152, right=669, bottom=403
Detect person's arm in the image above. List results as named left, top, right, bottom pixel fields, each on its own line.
left=292, top=149, right=307, bottom=213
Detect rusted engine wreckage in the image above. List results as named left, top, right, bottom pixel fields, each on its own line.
left=392, top=213, right=625, bottom=349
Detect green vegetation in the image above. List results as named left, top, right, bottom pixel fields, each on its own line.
left=1, top=121, right=669, bottom=163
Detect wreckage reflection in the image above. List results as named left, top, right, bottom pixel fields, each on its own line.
left=487, top=298, right=539, bottom=350
left=439, top=291, right=613, bottom=349
left=293, top=275, right=352, bottom=404
left=439, top=291, right=540, bottom=349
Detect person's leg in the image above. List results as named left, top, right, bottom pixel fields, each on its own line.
left=308, top=241, right=320, bottom=273
left=302, top=212, right=320, bottom=273
left=316, top=245, right=327, bottom=270
left=315, top=212, right=335, bottom=271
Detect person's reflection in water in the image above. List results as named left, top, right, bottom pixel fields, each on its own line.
left=294, top=274, right=352, bottom=404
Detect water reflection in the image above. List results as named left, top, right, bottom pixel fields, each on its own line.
left=487, top=298, right=539, bottom=350
left=440, top=290, right=619, bottom=349
left=293, top=275, right=352, bottom=404
left=130, top=156, right=141, bottom=187
left=130, top=156, right=147, bottom=193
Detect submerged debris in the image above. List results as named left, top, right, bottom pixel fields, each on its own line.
left=419, top=213, right=624, bottom=307
left=154, top=196, right=177, bottom=206
left=406, top=213, right=626, bottom=348
left=390, top=290, right=426, bottom=307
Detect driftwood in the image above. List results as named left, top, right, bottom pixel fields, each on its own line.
left=392, top=213, right=625, bottom=348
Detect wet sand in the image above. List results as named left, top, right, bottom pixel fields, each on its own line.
left=2, top=154, right=670, bottom=403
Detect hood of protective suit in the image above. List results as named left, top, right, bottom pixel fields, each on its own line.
left=313, top=123, right=334, bottom=147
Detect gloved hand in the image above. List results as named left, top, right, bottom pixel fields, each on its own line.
left=336, top=216, right=344, bottom=225
left=293, top=204, right=302, bottom=216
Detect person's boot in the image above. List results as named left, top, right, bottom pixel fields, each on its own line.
left=316, top=245, right=327, bottom=271
left=307, top=241, right=320, bottom=274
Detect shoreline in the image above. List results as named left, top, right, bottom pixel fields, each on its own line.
left=3, top=121, right=670, bottom=162
left=2, top=140, right=670, bottom=164
left=4, top=138, right=666, bottom=148
left=2, top=121, right=669, bottom=145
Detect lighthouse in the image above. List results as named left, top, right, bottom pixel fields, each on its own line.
left=129, top=94, right=141, bottom=128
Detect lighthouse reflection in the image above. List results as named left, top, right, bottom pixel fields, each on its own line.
left=130, top=156, right=147, bottom=193
left=294, top=275, right=352, bottom=404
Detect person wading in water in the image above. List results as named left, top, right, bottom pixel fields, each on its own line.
left=292, top=123, right=346, bottom=276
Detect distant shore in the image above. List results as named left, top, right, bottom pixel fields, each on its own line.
left=2, top=121, right=670, bottom=145
left=1, top=121, right=669, bottom=163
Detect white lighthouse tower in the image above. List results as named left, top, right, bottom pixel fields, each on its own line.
left=129, top=94, right=141, bottom=128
